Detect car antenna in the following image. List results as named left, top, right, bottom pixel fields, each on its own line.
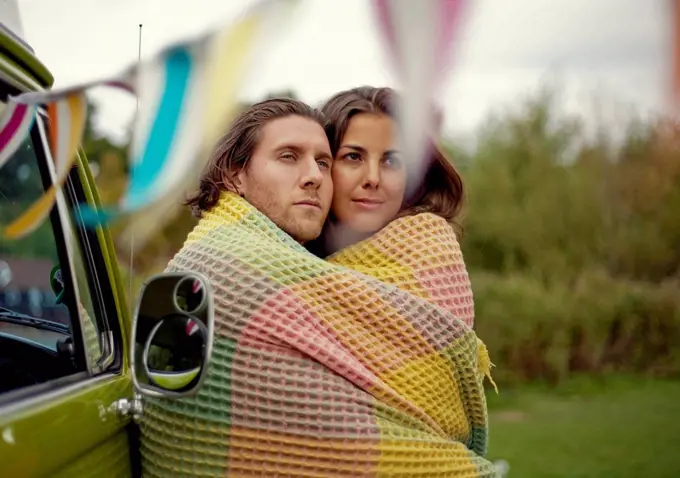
left=129, top=22, right=142, bottom=315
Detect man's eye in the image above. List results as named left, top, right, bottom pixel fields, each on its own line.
left=317, top=159, right=331, bottom=169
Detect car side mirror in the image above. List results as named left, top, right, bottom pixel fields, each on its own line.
left=130, top=272, right=214, bottom=398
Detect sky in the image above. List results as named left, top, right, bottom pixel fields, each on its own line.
left=15, top=0, right=675, bottom=145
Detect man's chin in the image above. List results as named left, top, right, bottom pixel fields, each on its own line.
left=295, top=227, right=323, bottom=244
left=287, top=220, right=324, bottom=244
left=289, top=209, right=327, bottom=242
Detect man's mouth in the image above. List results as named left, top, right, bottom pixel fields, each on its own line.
left=295, top=199, right=322, bottom=209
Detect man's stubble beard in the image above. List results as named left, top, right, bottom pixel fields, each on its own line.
left=244, top=188, right=324, bottom=244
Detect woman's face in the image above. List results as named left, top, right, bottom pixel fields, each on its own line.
left=331, top=113, right=407, bottom=234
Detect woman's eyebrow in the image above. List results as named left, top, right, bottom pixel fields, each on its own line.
left=339, top=144, right=367, bottom=153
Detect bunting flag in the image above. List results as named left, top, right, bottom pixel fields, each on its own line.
left=3, top=92, right=88, bottom=239
left=371, top=0, right=469, bottom=197
left=0, top=101, right=37, bottom=168
left=4, top=0, right=299, bottom=237
left=374, top=0, right=466, bottom=85
left=115, top=0, right=301, bottom=256
left=672, top=0, right=680, bottom=112
left=79, top=0, right=300, bottom=227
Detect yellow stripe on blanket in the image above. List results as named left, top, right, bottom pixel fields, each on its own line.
left=288, top=271, right=438, bottom=370
left=374, top=434, right=481, bottom=477
left=376, top=346, right=470, bottom=440
left=185, top=192, right=254, bottom=244
left=329, top=237, right=432, bottom=300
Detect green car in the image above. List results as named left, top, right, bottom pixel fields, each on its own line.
left=0, top=7, right=215, bottom=477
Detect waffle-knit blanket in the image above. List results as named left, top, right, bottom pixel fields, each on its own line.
left=140, top=192, right=497, bottom=477
left=326, top=213, right=475, bottom=329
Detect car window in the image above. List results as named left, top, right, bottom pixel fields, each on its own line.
left=0, top=111, right=108, bottom=396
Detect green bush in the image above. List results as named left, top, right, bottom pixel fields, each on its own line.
left=458, top=89, right=680, bottom=285
left=448, top=88, right=680, bottom=387
left=472, top=270, right=680, bottom=386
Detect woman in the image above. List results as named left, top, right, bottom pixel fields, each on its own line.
left=314, top=86, right=463, bottom=251
left=311, top=86, right=479, bottom=330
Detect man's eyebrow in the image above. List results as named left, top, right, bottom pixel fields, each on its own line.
left=274, top=143, right=333, bottom=160
left=317, top=150, right=333, bottom=161
left=274, top=143, right=303, bottom=153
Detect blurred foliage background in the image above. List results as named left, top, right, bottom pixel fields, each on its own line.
left=458, top=89, right=680, bottom=388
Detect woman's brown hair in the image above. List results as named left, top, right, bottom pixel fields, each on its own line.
left=320, top=86, right=464, bottom=225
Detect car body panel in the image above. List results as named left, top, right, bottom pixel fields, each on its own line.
left=0, top=374, right=133, bottom=477
left=74, top=148, right=132, bottom=358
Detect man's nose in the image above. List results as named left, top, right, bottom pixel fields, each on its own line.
left=300, top=156, right=324, bottom=188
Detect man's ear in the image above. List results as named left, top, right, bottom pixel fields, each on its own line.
left=222, top=168, right=245, bottom=196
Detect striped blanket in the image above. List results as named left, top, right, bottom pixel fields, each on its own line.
left=140, top=192, right=497, bottom=477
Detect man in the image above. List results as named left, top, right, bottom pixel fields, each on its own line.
left=186, top=97, right=333, bottom=243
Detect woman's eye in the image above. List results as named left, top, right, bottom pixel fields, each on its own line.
left=280, top=153, right=296, bottom=161
left=343, top=152, right=361, bottom=161
left=383, top=153, right=402, bottom=167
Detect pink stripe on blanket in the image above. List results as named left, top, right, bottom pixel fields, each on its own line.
left=240, top=287, right=379, bottom=390
left=415, top=262, right=475, bottom=328
left=231, top=288, right=382, bottom=436
left=228, top=344, right=382, bottom=437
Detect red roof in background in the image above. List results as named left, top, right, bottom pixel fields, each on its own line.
left=0, top=257, right=55, bottom=290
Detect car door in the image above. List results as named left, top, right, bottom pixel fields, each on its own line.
left=0, top=89, right=138, bottom=477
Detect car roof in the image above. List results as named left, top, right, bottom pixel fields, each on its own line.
left=0, top=3, right=54, bottom=89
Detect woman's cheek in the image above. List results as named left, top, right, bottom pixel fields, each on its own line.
left=330, top=174, right=350, bottom=220
left=384, top=172, right=407, bottom=205
left=331, top=168, right=352, bottom=198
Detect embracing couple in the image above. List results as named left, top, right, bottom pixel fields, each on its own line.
left=140, top=86, right=498, bottom=477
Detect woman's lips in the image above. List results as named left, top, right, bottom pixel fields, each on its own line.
left=352, top=198, right=384, bottom=210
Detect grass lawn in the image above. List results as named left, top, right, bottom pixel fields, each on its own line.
left=486, top=376, right=680, bottom=478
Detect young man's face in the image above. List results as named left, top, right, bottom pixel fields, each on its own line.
left=236, top=115, right=333, bottom=243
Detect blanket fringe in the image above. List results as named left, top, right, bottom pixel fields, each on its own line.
left=477, top=339, right=499, bottom=394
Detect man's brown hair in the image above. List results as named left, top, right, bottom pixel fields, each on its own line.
left=186, top=98, right=326, bottom=217
left=321, top=86, right=464, bottom=224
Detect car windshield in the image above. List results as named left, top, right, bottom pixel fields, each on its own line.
left=0, top=100, right=71, bottom=331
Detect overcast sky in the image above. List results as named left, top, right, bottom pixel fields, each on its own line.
left=15, top=0, right=674, bottom=144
